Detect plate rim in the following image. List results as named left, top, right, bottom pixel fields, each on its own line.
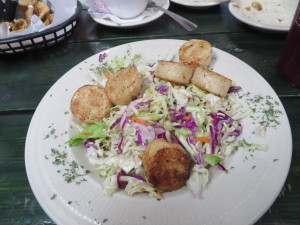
left=228, top=1, right=291, bottom=32
left=25, top=39, right=293, bottom=225
left=170, top=0, right=226, bottom=8
left=90, top=0, right=170, bottom=28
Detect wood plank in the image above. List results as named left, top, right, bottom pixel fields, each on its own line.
left=0, top=98, right=299, bottom=224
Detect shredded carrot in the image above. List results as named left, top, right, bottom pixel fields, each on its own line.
left=195, top=137, right=211, bottom=143
left=131, top=117, right=150, bottom=126
left=115, top=107, right=120, bottom=111
left=182, top=115, right=191, bottom=121
left=105, top=71, right=110, bottom=79
left=81, top=132, right=93, bottom=136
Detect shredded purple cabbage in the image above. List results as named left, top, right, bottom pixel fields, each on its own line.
left=136, top=129, right=146, bottom=146
left=157, top=133, right=167, bottom=139
left=98, top=53, right=107, bottom=62
left=169, top=107, right=185, bottom=122
left=209, top=125, right=215, bottom=154
left=155, top=84, right=169, bottom=95
left=134, top=102, right=149, bottom=109
left=210, top=111, right=234, bottom=146
left=110, top=117, right=121, bottom=130
left=209, top=111, right=243, bottom=155
left=117, top=134, right=123, bottom=154
left=117, top=170, right=146, bottom=189
left=84, top=139, right=98, bottom=150
left=120, top=108, right=129, bottom=129
left=117, top=170, right=128, bottom=189
left=228, top=86, right=242, bottom=93
left=188, top=134, right=196, bottom=145
left=194, top=151, right=204, bottom=165
left=170, top=132, right=185, bottom=149
left=132, top=174, right=146, bottom=182
left=184, top=114, right=198, bottom=133
left=217, top=163, right=228, bottom=172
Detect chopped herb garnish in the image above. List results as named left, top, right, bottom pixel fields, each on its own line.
left=68, top=201, right=72, bottom=205
left=51, top=194, right=57, bottom=200
left=252, top=166, right=256, bottom=170
left=103, top=219, right=108, bottom=223
left=273, top=159, right=279, bottom=162
left=142, top=216, right=147, bottom=219
left=51, top=148, right=67, bottom=166
left=63, top=160, right=87, bottom=184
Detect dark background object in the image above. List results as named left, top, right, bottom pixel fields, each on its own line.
left=0, top=0, right=18, bottom=22
left=0, top=1, right=82, bottom=54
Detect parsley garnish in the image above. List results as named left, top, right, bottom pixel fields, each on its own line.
left=51, top=194, right=57, bottom=200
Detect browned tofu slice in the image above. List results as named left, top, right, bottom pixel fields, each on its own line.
left=155, top=60, right=195, bottom=85
left=191, top=66, right=232, bottom=98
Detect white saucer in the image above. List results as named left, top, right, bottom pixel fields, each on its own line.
left=228, top=0, right=297, bottom=32
left=171, top=0, right=228, bottom=8
left=90, top=0, right=170, bottom=28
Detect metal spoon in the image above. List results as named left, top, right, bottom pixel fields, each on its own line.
left=147, top=0, right=198, bottom=31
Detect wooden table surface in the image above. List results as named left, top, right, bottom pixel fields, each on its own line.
left=0, top=1, right=299, bottom=224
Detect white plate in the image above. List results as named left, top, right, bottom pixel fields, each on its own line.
left=90, top=0, right=170, bottom=28
left=171, top=0, right=228, bottom=8
left=25, top=39, right=292, bottom=225
left=229, top=0, right=298, bottom=32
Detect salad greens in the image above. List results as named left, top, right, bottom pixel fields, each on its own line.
left=67, top=53, right=265, bottom=199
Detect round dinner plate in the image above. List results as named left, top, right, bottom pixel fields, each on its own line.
left=90, top=0, right=169, bottom=28
left=171, top=0, right=228, bottom=8
left=228, top=0, right=298, bottom=32
left=25, top=39, right=292, bottom=225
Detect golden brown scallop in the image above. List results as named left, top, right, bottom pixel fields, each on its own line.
left=105, top=66, right=142, bottom=105
left=191, top=66, right=232, bottom=98
left=143, top=139, right=192, bottom=192
left=179, top=39, right=213, bottom=68
left=70, top=85, right=112, bottom=123
left=155, top=60, right=195, bottom=85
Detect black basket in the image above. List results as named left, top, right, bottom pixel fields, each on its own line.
left=0, top=1, right=82, bottom=55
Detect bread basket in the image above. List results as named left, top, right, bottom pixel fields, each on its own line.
left=0, top=1, right=82, bottom=55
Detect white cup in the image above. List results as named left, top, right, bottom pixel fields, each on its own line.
left=102, top=0, right=148, bottom=19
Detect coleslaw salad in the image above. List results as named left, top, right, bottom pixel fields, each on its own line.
left=67, top=52, right=267, bottom=199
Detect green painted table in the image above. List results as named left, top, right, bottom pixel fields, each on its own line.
left=0, top=2, right=299, bottom=225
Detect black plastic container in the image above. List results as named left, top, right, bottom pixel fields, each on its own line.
left=0, top=1, right=82, bottom=55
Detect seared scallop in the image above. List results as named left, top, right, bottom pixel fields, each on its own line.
left=143, top=139, right=192, bottom=192
left=105, top=66, right=142, bottom=105
left=70, top=85, right=112, bottom=123
left=155, top=60, right=195, bottom=85
left=191, top=66, right=232, bottom=98
left=179, top=39, right=213, bottom=68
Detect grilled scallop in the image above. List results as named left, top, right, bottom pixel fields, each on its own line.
left=155, top=60, right=195, bottom=85
left=70, top=85, right=112, bottom=123
left=143, top=139, right=192, bottom=192
left=179, top=39, right=213, bottom=68
left=191, top=66, right=232, bottom=98
left=105, top=66, right=142, bottom=105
